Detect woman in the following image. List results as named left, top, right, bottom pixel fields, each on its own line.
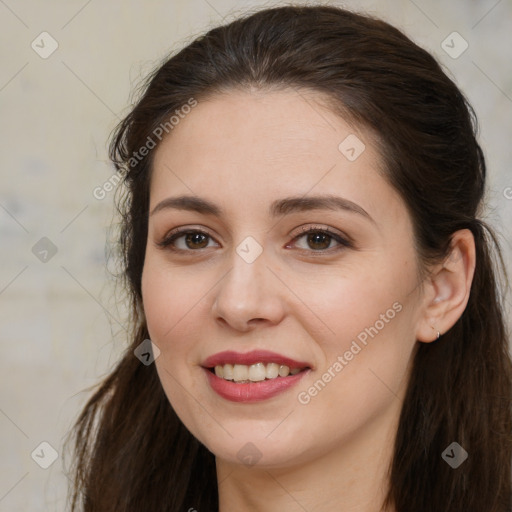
left=65, top=5, right=512, bottom=511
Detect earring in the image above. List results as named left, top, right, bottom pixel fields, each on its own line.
left=436, top=331, right=441, bottom=340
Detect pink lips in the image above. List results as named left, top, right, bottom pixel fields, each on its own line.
left=202, top=350, right=310, bottom=370
left=202, top=350, right=312, bottom=403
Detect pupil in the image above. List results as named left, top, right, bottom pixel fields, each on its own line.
left=186, top=233, right=208, bottom=249
left=308, top=233, right=330, bottom=250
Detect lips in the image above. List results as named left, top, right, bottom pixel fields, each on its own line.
left=202, top=350, right=311, bottom=370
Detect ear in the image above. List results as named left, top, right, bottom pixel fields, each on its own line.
left=415, top=229, right=476, bottom=343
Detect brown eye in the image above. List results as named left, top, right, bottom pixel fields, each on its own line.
left=289, top=227, right=352, bottom=253
left=157, top=229, right=217, bottom=251
left=183, top=232, right=210, bottom=249
left=305, top=232, right=332, bottom=250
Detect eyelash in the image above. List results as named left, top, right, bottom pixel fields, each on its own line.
left=157, top=225, right=352, bottom=255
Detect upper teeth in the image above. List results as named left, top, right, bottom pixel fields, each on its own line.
left=214, top=363, right=303, bottom=382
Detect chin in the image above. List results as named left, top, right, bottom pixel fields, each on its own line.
left=189, top=422, right=315, bottom=470
left=211, top=440, right=302, bottom=469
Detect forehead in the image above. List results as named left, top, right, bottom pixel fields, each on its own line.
left=155, top=88, right=367, bottom=163
left=149, top=89, right=405, bottom=228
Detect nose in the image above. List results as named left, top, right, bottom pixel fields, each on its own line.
left=211, top=246, right=286, bottom=332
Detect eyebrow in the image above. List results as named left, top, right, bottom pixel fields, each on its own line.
left=150, top=194, right=375, bottom=224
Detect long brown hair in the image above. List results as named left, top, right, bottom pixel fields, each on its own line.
left=64, top=5, right=512, bottom=511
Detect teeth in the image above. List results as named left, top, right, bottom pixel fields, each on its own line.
left=265, top=362, right=279, bottom=379
left=213, top=362, right=305, bottom=382
left=278, top=365, right=290, bottom=377
left=223, top=364, right=234, bottom=380
left=249, top=362, right=266, bottom=382
left=233, top=364, right=249, bottom=382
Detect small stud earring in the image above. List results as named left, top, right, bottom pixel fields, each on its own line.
left=436, top=331, right=441, bottom=340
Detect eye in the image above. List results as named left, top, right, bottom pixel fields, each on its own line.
left=287, top=226, right=352, bottom=253
left=157, top=225, right=352, bottom=254
left=157, top=229, right=217, bottom=251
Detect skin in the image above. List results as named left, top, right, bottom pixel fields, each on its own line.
left=141, top=88, right=476, bottom=512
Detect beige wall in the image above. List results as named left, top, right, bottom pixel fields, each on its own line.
left=0, top=0, right=510, bottom=509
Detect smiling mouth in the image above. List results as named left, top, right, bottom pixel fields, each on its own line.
left=208, top=362, right=309, bottom=383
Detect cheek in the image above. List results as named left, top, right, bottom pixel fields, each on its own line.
left=302, top=256, right=412, bottom=351
left=298, top=253, right=418, bottom=399
left=141, top=257, right=215, bottom=436
left=141, top=256, right=203, bottom=345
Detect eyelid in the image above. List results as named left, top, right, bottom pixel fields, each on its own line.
left=291, top=224, right=351, bottom=241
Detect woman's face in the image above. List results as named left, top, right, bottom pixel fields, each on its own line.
left=141, top=89, right=426, bottom=469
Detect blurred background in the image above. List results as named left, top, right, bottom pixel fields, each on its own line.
left=0, top=0, right=511, bottom=509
